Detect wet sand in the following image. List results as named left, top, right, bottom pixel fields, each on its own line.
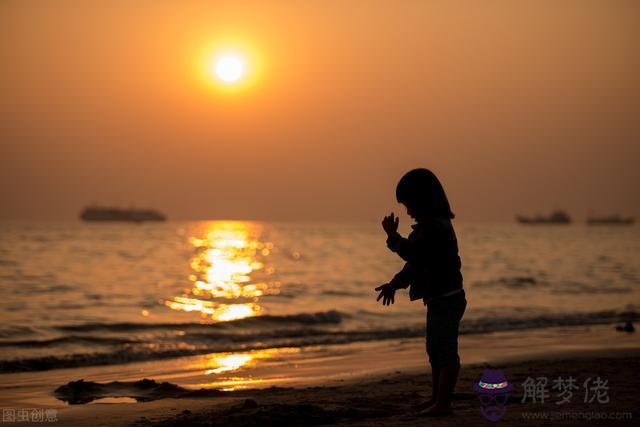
left=5, top=324, right=640, bottom=426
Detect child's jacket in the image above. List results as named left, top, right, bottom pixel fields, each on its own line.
left=386, top=217, right=463, bottom=304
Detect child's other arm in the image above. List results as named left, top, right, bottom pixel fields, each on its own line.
left=382, top=213, right=429, bottom=262
left=382, top=212, right=412, bottom=261
left=386, top=227, right=429, bottom=263
left=386, top=231, right=411, bottom=261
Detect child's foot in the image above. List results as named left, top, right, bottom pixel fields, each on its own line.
left=418, top=402, right=453, bottom=417
left=412, top=399, right=436, bottom=411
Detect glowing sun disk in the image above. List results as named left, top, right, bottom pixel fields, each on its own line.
left=215, top=55, right=245, bottom=83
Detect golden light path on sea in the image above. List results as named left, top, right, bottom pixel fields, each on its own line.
left=165, top=221, right=278, bottom=322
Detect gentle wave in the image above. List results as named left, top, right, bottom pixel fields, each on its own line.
left=52, top=310, right=345, bottom=333
left=0, top=335, right=141, bottom=348
left=0, top=309, right=635, bottom=373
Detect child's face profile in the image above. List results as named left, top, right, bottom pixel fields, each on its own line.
left=404, top=203, right=429, bottom=221
left=404, top=204, right=416, bottom=220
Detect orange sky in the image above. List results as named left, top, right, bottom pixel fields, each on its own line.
left=1, top=0, right=639, bottom=222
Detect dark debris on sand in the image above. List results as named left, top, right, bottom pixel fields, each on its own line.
left=54, top=378, right=225, bottom=404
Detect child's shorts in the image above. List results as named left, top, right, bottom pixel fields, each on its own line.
left=425, top=289, right=467, bottom=367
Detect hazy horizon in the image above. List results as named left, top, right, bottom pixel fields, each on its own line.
left=2, top=0, right=639, bottom=222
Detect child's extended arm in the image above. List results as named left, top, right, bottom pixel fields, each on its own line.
left=375, top=263, right=411, bottom=306
left=390, top=262, right=411, bottom=289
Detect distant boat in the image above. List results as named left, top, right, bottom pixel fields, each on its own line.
left=587, top=215, right=634, bottom=225
left=516, top=210, right=572, bottom=224
left=80, top=207, right=167, bottom=223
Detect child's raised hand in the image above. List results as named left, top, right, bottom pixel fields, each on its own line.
left=381, top=212, right=399, bottom=235
left=375, top=283, right=396, bottom=306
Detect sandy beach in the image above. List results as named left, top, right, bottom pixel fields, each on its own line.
left=2, top=324, right=637, bottom=426
left=136, top=349, right=640, bottom=427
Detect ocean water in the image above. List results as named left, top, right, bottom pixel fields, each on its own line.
left=0, top=220, right=638, bottom=373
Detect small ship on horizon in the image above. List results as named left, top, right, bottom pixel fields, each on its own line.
left=80, top=206, right=167, bottom=223
left=516, top=210, right=572, bottom=224
left=587, top=215, right=634, bottom=225
left=516, top=210, right=635, bottom=225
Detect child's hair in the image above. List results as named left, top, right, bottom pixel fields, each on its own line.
left=396, top=168, right=455, bottom=219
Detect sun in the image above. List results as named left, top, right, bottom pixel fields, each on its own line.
left=197, top=40, right=262, bottom=91
left=214, top=55, right=245, bottom=83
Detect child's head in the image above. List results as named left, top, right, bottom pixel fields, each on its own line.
left=396, top=168, right=455, bottom=220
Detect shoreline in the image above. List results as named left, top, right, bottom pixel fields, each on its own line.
left=1, top=324, right=638, bottom=425
left=26, top=347, right=640, bottom=426
left=1, top=323, right=637, bottom=403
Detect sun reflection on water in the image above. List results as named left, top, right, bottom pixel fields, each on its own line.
left=166, top=221, right=277, bottom=322
left=192, top=348, right=301, bottom=390
left=205, top=354, right=253, bottom=374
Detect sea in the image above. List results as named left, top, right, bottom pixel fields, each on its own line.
left=0, top=220, right=638, bottom=374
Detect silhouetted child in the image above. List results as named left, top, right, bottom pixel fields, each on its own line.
left=375, top=168, right=466, bottom=416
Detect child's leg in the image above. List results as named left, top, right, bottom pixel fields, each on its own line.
left=414, top=308, right=440, bottom=410
left=414, top=311, right=440, bottom=411
left=429, top=362, right=459, bottom=413
left=420, top=292, right=466, bottom=416
left=431, top=363, right=441, bottom=402
left=413, top=363, right=440, bottom=410
left=427, top=323, right=441, bottom=404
